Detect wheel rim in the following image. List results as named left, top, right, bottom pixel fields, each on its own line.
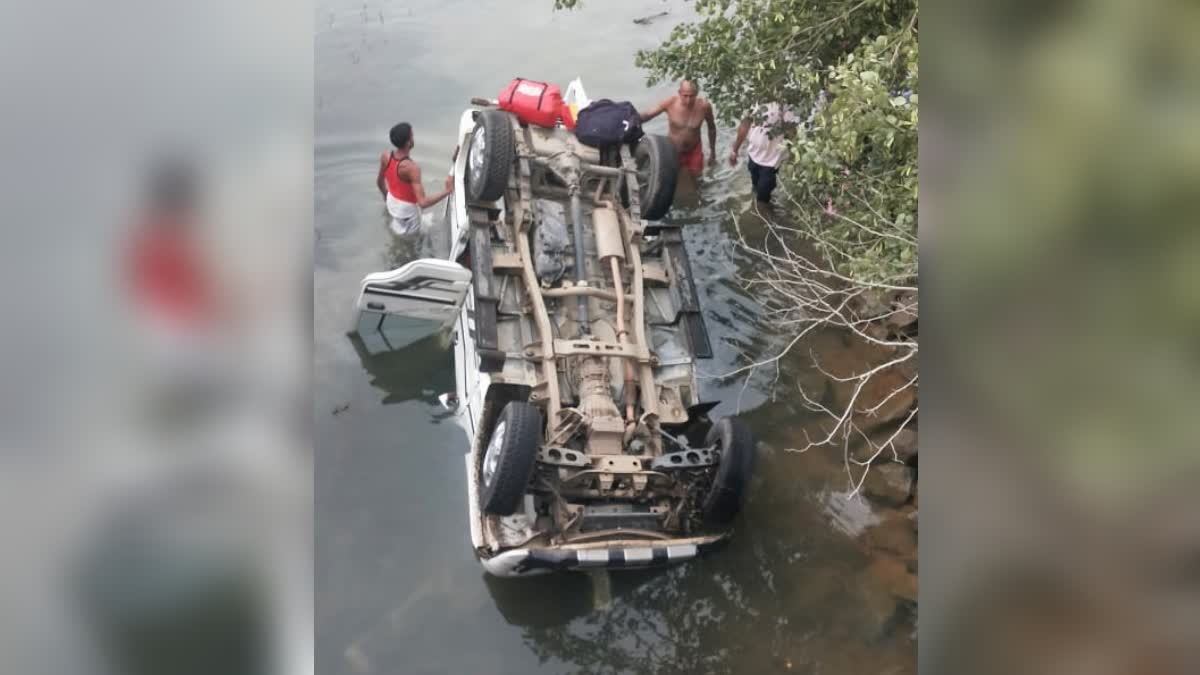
left=482, top=420, right=506, bottom=485
left=468, top=126, right=486, bottom=187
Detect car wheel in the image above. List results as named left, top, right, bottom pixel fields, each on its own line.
left=480, top=401, right=543, bottom=516
left=467, top=110, right=515, bottom=202
left=701, top=417, right=756, bottom=525
left=633, top=134, right=679, bottom=221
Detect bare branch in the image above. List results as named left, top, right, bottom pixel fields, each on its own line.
left=723, top=194, right=918, bottom=497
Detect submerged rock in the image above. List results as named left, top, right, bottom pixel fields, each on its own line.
left=865, top=555, right=918, bottom=604
left=847, top=554, right=917, bottom=642
left=855, top=376, right=917, bottom=434
left=863, top=463, right=914, bottom=507
left=863, top=512, right=918, bottom=560
left=853, top=583, right=902, bottom=642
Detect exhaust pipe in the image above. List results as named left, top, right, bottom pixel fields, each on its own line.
left=569, top=188, right=589, bottom=335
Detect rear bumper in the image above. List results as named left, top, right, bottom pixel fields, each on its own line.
left=466, top=452, right=729, bottom=577
left=480, top=537, right=729, bottom=577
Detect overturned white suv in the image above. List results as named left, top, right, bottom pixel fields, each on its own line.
left=353, top=87, right=755, bottom=576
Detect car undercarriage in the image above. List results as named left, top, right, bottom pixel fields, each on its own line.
left=457, top=105, right=754, bottom=570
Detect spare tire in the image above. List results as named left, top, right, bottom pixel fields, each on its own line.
left=634, top=134, right=679, bottom=220
left=701, top=417, right=756, bottom=525
left=480, top=401, right=543, bottom=516
left=467, top=109, right=515, bottom=202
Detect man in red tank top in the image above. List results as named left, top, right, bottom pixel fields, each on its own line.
left=376, top=122, right=453, bottom=236
left=124, top=159, right=234, bottom=415
left=127, top=161, right=218, bottom=333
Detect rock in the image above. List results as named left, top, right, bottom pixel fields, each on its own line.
left=891, top=428, right=918, bottom=464
left=862, top=513, right=917, bottom=559
left=847, top=554, right=916, bottom=641
left=864, top=321, right=891, bottom=342
left=851, top=427, right=918, bottom=465
left=885, top=290, right=918, bottom=336
left=865, top=554, right=918, bottom=604
left=863, top=508, right=918, bottom=575
left=853, top=289, right=916, bottom=326
left=862, top=463, right=914, bottom=507
left=850, top=439, right=888, bottom=465
left=885, top=307, right=918, bottom=332
left=850, top=577, right=902, bottom=642
left=854, top=372, right=917, bottom=434
left=855, top=289, right=891, bottom=317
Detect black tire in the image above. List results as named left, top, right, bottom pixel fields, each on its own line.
left=480, top=402, right=543, bottom=515
left=634, top=134, right=679, bottom=220
left=467, top=110, right=515, bottom=202
left=701, top=417, right=756, bottom=525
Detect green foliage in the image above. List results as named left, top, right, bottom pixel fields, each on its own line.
left=635, top=0, right=918, bottom=285
left=787, top=28, right=917, bottom=284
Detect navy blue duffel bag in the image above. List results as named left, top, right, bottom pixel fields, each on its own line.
left=574, top=99, right=644, bottom=148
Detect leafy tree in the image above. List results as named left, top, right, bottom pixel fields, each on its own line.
left=635, top=0, right=918, bottom=286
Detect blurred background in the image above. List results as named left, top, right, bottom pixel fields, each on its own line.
left=0, top=2, right=311, bottom=675
left=922, top=0, right=1200, bottom=673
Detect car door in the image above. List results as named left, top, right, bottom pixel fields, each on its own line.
left=353, top=258, right=472, bottom=355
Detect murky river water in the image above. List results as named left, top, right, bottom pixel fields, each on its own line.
left=315, top=1, right=915, bottom=673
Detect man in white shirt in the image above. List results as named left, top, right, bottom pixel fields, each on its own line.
left=728, top=102, right=800, bottom=206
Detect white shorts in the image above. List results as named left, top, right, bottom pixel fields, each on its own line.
left=386, top=194, right=422, bottom=236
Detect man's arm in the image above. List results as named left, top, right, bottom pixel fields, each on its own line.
left=409, top=164, right=453, bottom=209
left=728, top=118, right=751, bottom=166
left=376, top=153, right=389, bottom=197
left=638, top=97, right=670, bottom=122
left=705, top=103, right=718, bottom=165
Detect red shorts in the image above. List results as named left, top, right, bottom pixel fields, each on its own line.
left=679, top=143, right=704, bottom=175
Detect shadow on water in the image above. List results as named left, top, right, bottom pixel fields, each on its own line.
left=347, top=330, right=454, bottom=408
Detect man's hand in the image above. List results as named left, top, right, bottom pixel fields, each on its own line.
left=731, top=119, right=752, bottom=168
left=638, top=97, right=670, bottom=123
left=444, top=175, right=454, bottom=193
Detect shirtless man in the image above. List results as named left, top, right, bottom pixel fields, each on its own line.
left=639, top=80, right=717, bottom=176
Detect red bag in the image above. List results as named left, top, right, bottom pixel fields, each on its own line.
left=498, top=78, right=564, bottom=128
